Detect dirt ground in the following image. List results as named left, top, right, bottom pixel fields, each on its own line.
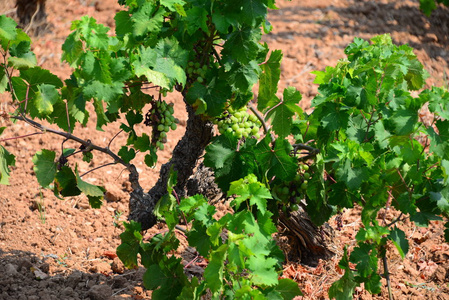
left=0, top=0, right=448, bottom=299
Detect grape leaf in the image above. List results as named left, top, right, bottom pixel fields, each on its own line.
left=117, top=222, right=141, bottom=268
left=184, top=6, right=209, bottom=35
left=390, top=108, right=418, bottom=136
left=204, top=244, right=228, bottom=293
left=228, top=175, right=271, bottom=214
left=349, top=243, right=377, bottom=278
left=8, top=52, right=37, bottom=69
left=227, top=60, right=260, bottom=92
left=240, top=0, right=267, bottom=27
left=336, top=159, right=369, bottom=190
left=255, top=137, right=297, bottom=183
left=134, top=133, right=151, bottom=152
left=430, top=187, right=449, bottom=215
left=116, top=242, right=140, bottom=269
left=54, top=166, right=81, bottom=197
left=267, top=87, right=303, bottom=138
left=389, top=227, right=409, bottom=259
left=161, top=0, right=186, bottom=16
left=258, top=50, right=282, bottom=111
left=21, top=67, right=63, bottom=89
left=143, top=262, right=184, bottom=300
left=61, top=33, right=84, bottom=66
left=0, top=15, right=18, bottom=49
left=328, top=249, right=358, bottom=300
left=32, top=149, right=57, bottom=188
left=118, top=146, right=136, bottom=164
left=34, top=84, right=60, bottom=116
left=204, top=135, right=237, bottom=169
left=75, top=167, right=105, bottom=208
left=70, top=16, right=110, bottom=50
left=132, top=3, right=164, bottom=37
left=133, top=42, right=187, bottom=90
left=274, top=278, right=303, bottom=299
left=114, top=11, right=133, bottom=38
left=247, top=256, right=278, bottom=286
left=223, top=27, right=262, bottom=65
left=186, top=78, right=231, bottom=117
left=187, top=227, right=213, bottom=257
left=0, top=146, right=16, bottom=185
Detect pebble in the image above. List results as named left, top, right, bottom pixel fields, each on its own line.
left=4, top=263, right=19, bottom=276
left=88, top=284, right=113, bottom=300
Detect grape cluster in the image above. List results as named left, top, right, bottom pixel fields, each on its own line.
left=187, top=61, right=207, bottom=83
left=215, top=106, right=262, bottom=139
left=144, top=100, right=179, bottom=150
left=272, top=164, right=311, bottom=213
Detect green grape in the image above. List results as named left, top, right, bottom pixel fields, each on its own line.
left=197, top=77, right=204, bottom=83
left=302, top=164, right=309, bottom=171
left=188, top=61, right=194, bottom=67
left=303, top=172, right=310, bottom=180
left=291, top=204, right=299, bottom=211
left=251, top=127, right=259, bottom=135
left=171, top=123, right=177, bottom=130
left=282, top=186, right=289, bottom=195
left=300, top=182, right=307, bottom=190
left=157, top=124, right=165, bottom=131
left=194, top=62, right=200, bottom=68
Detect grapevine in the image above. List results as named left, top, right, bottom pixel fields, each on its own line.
left=1, top=1, right=449, bottom=299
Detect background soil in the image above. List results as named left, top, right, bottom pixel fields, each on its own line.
left=0, top=0, right=448, bottom=299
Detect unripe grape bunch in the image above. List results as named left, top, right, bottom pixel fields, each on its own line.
left=273, top=163, right=311, bottom=213
left=144, top=100, right=179, bottom=150
left=186, top=61, right=207, bottom=84
left=215, top=106, right=262, bottom=140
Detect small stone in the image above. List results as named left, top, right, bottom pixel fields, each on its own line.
left=111, top=257, right=125, bottom=274
left=88, top=284, right=113, bottom=300
left=4, top=263, right=19, bottom=276
left=60, top=286, right=74, bottom=297
left=89, top=261, right=111, bottom=274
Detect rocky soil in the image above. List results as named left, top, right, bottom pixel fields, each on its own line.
left=0, top=0, right=448, bottom=299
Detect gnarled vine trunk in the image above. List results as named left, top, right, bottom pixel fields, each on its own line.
left=128, top=102, right=214, bottom=231
left=16, top=0, right=48, bottom=35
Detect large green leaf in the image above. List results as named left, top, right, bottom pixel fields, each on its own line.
left=255, top=137, right=297, bottom=183
left=274, top=278, right=303, bottom=299
left=258, top=50, right=282, bottom=111
left=32, top=150, right=57, bottom=188
left=0, top=16, right=18, bottom=49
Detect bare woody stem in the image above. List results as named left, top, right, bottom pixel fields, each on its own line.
left=10, top=114, right=143, bottom=193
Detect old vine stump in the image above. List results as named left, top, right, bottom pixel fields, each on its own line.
left=16, top=0, right=49, bottom=35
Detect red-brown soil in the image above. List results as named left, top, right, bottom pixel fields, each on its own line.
left=0, top=0, right=448, bottom=299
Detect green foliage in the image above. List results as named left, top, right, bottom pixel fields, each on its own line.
left=419, top=0, right=449, bottom=15
left=119, top=174, right=301, bottom=299
left=2, top=1, right=449, bottom=299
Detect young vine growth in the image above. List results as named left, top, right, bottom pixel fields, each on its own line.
left=1, top=0, right=448, bottom=299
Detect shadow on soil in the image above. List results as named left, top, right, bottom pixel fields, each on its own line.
left=0, top=248, right=144, bottom=300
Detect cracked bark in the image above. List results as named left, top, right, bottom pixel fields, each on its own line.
left=128, top=102, right=214, bottom=231
left=16, top=0, right=49, bottom=36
